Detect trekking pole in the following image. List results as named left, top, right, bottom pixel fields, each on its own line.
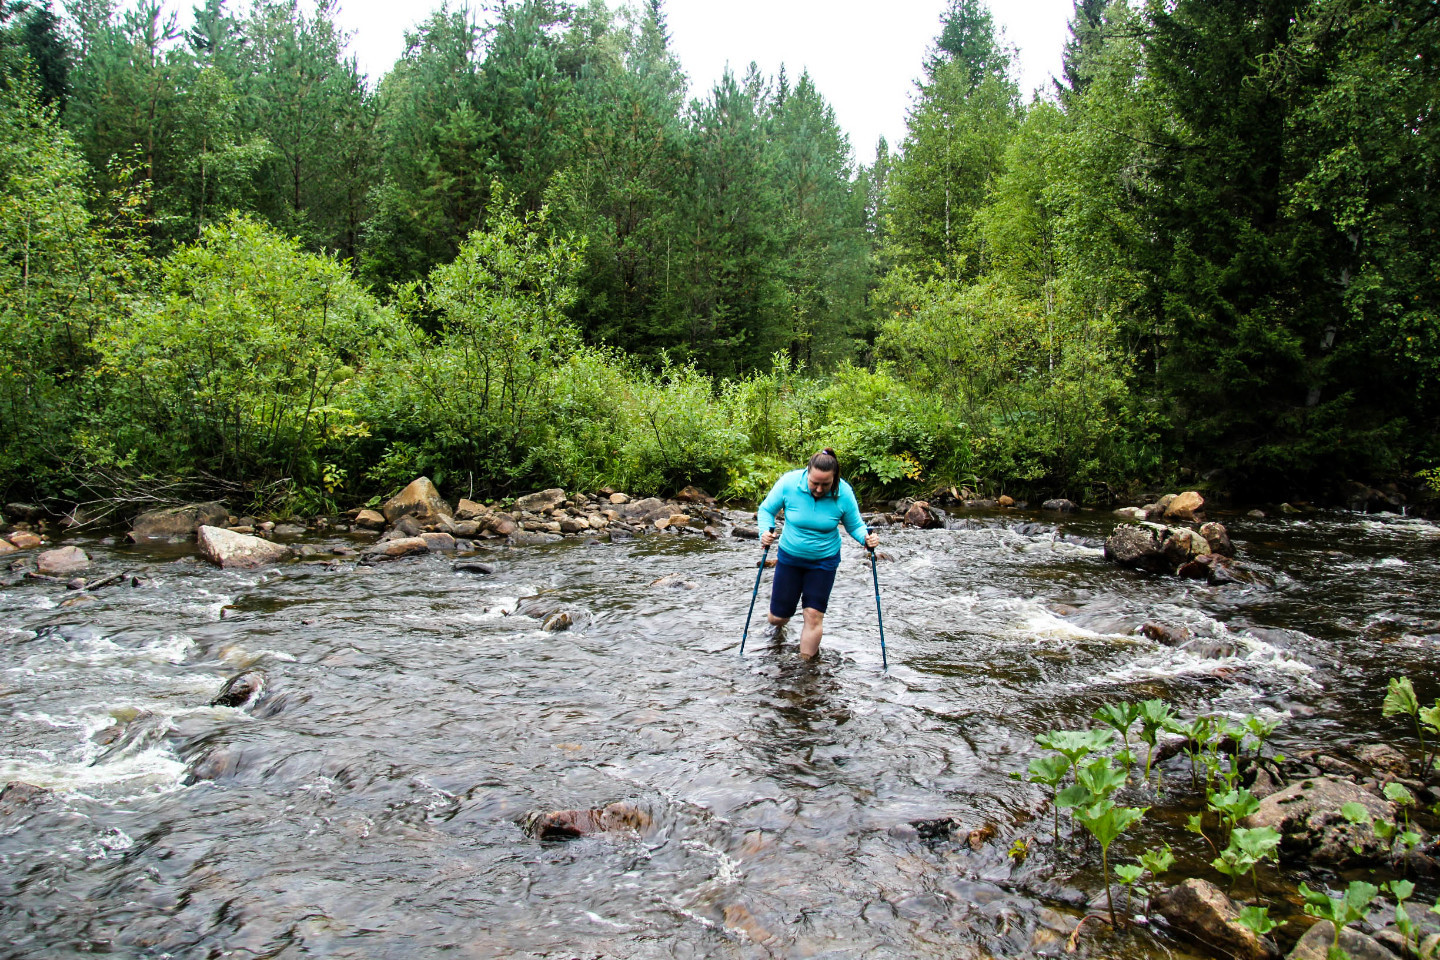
left=868, top=546, right=888, bottom=670
left=738, top=529, right=773, bottom=657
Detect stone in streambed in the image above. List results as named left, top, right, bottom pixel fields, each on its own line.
left=37, top=546, right=89, bottom=577
left=904, top=501, right=943, bottom=528
left=1288, top=922, right=1398, bottom=960
left=130, top=502, right=228, bottom=541
left=198, top=525, right=292, bottom=569
left=0, top=781, right=51, bottom=814
left=381, top=476, right=452, bottom=524
left=1164, top=490, right=1206, bottom=522
left=1242, top=776, right=1393, bottom=866
left=454, top=498, right=486, bottom=520
left=363, top=536, right=430, bottom=559
left=453, top=560, right=496, bottom=575
left=4, top=503, right=45, bottom=522
left=1114, top=506, right=1147, bottom=520
left=487, top=516, right=518, bottom=537
left=519, top=802, right=652, bottom=840
left=7, top=531, right=41, bottom=549
left=732, top=525, right=759, bottom=539
left=514, top=488, right=566, bottom=513
left=353, top=508, right=386, bottom=530
left=211, top=670, right=265, bottom=708
left=674, top=485, right=713, bottom=504
left=1153, top=878, right=1279, bottom=960
left=420, top=532, right=456, bottom=552
left=1041, top=498, right=1077, bottom=512
left=1200, top=521, right=1235, bottom=557
left=650, top=573, right=697, bottom=590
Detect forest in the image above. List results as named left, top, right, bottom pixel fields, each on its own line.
left=0, top=0, right=1436, bottom=514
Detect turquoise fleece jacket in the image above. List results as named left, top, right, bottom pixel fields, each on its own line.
left=757, top=468, right=869, bottom=561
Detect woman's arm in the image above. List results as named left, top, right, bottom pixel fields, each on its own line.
left=839, top=484, right=869, bottom=545
left=757, top=474, right=787, bottom=535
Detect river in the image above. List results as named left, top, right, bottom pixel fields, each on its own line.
left=2, top=507, right=1438, bottom=958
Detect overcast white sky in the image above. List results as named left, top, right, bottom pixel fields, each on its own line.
left=327, top=0, right=1074, bottom=165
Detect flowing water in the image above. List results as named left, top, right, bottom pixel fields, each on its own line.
left=2, top=507, right=1439, bottom=959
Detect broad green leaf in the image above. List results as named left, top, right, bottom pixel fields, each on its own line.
left=1420, top=703, right=1440, bottom=736
left=1236, top=905, right=1278, bottom=936
left=1027, top=754, right=1071, bottom=785
left=1384, top=677, right=1419, bottom=718
left=1114, top=863, right=1144, bottom=884
left=1140, top=844, right=1175, bottom=876
left=1390, top=879, right=1416, bottom=901
left=1056, top=783, right=1097, bottom=810
left=1339, top=801, right=1373, bottom=826
left=1383, top=782, right=1415, bottom=805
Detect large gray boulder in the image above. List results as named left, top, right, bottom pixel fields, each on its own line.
left=514, top=488, right=566, bottom=513
left=382, top=477, right=452, bottom=524
left=197, top=525, right=291, bottom=569
left=1104, top=521, right=1211, bottom=575
left=1154, top=878, right=1279, bottom=960
left=130, top=502, right=228, bottom=541
left=1243, top=776, right=1393, bottom=866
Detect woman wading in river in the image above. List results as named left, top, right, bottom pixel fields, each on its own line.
left=757, top=449, right=879, bottom=658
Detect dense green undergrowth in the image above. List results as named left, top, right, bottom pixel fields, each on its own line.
left=0, top=74, right=1157, bottom=514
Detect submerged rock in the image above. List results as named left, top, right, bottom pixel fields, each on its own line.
left=0, top=781, right=51, bottom=813
left=198, top=525, right=292, bottom=569
left=453, top=560, right=496, bottom=575
left=1041, top=499, right=1077, bottom=512
left=1154, top=878, right=1279, bottom=960
left=211, top=670, right=265, bottom=708
left=520, top=802, right=652, bottom=840
left=1243, top=776, right=1393, bottom=866
left=650, top=573, right=698, bottom=590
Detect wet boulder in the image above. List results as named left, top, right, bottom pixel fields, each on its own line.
left=903, top=501, right=944, bottom=528
left=8, top=531, right=42, bottom=549
left=382, top=476, right=452, bottom=524
left=520, top=802, right=653, bottom=840
left=353, top=508, right=386, bottom=530
left=1113, top=506, right=1147, bottom=521
left=454, top=498, right=486, bottom=520
left=1041, top=498, right=1077, bottom=512
left=731, top=525, right=759, bottom=539
left=650, top=573, right=698, bottom=590
left=674, top=485, right=713, bottom=504
left=1154, top=878, right=1279, bottom=960
left=198, top=525, right=292, bottom=569
left=0, top=538, right=15, bottom=555
left=420, top=532, right=456, bottom=552
left=621, top=497, right=668, bottom=521
left=1243, top=776, right=1394, bottom=866
left=1164, top=491, right=1206, bottom=522
left=130, top=501, right=229, bottom=541
left=0, top=781, right=52, bottom=814
left=1200, top=521, right=1235, bottom=557
left=1289, top=922, right=1398, bottom=960
left=387, top=515, right=424, bottom=538
left=510, top=530, right=561, bottom=546
left=37, top=546, right=89, bottom=577
left=211, top=670, right=265, bottom=708
left=514, top=488, right=566, bottom=513
left=362, top=536, right=429, bottom=559
left=5, top=502, right=45, bottom=523
left=487, top=515, right=518, bottom=537
left=453, top=560, right=495, bottom=575
left=1105, top=522, right=1210, bottom=575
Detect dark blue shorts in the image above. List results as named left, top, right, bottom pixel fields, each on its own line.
left=769, top=548, right=841, bottom=617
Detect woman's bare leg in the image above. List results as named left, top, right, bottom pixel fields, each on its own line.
left=799, top=607, right=825, bottom=658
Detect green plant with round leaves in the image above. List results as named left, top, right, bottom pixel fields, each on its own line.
left=1137, top=699, right=1175, bottom=785
left=1383, top=677, right=1440, bottom=775
left=1390, top=880, right=1417, bottom=958
left=1213, top=826, right=1281, bottom=901
left=1209, top=787, right=1262, bottom=845
left=1093, top=702, right=1141, bottom=774
left=1075, top=798, right=1148, bottom=928
left=1299, top=880, right=1381, bottom=958
left=1036, top=728, right=1115, bottom=769
left=1014, top=753, right=1072, bottom=843
left=1236, top=905, right=1278, bottom=938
